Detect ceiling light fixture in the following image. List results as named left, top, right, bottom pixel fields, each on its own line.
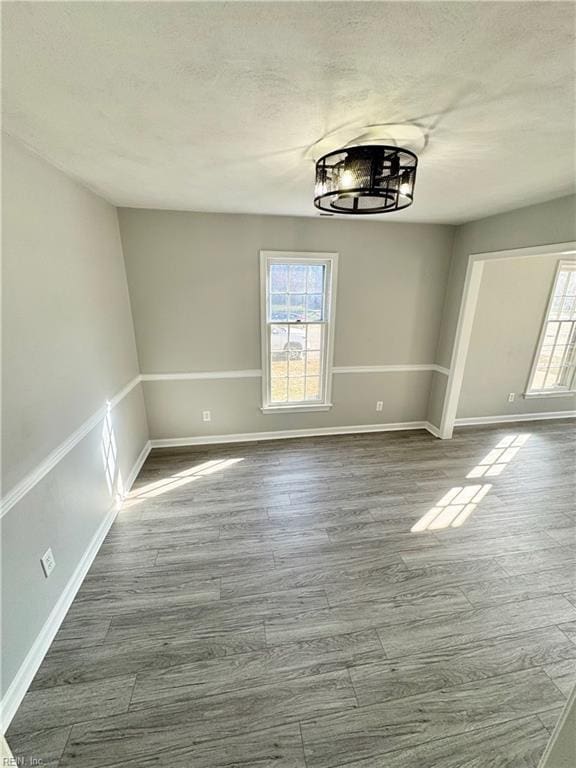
left=314, top=145, right=418, bottom=215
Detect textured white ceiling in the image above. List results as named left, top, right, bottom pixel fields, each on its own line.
left=3, top=2, right=575, bottom=223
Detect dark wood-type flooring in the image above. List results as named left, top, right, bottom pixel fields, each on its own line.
left=7, top=420, right=576, bottom=767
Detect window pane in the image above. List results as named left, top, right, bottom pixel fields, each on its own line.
left=545, top=368, right=561, bottom=388
left=288, top=324, right=306, bottom=355
left=550, top=297, right=563, bottom=320
left=561, top=296, right=576, bottom=320
left=270, top=325, right=288, bottom=355
left=559, top=363, right=576, bottom=387
left=288, top=377, right=305, bottom=401
left=544, top=322, right=559, bottom=341
left=306, top=324, right=322, bottom=350
left=270, top=264, right=289, bottom=293
left=289, top=265, right=307, bottom=293
left=306, top=350, right=321, bottom=377
left=271, top=378, right=288, bottom=402
left=556, top=270, right=569, bottom=295
left=270, top=294, right=288, bottom=321
left=532, top=370, right=546, bottom=389
left=306, top=294, right=323, bottom=321
left=305, top=377, right=321, bottom=400
left=529, top=270, right=576, bottom=394
left=558, top=322, right=572, bottom=343
left=289, top=353, right=305, bottom=377
left=288, top=294, right=306, bottom=321
left=308, top=265, right=325, bottom=294
left=271, top=354, right=288, bottom=378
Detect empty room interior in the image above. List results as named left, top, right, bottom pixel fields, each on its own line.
left=2, top=2, right=576, bottom=766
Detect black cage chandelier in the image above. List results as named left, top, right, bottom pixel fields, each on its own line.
left=314, top=144, right=418, bottom=214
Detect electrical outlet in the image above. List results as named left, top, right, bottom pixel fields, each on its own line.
left=41, top=548, right=56, bottom=578
left=376, top=401, right=384, bottom=412
left=202, top=410, right=211, bottom=422
left=508, top=393, right=515, bottom=402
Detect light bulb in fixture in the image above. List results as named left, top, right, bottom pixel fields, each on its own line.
left=340, top=170, right=355, bottom=189
left=399, top=172, right=411, bottom=196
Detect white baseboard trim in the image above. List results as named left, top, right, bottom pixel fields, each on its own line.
left=538, top=680, right=576, bottom=768
left=0, top=439, right=149, bottom=734
left=150, top=421, right=429, bottom=448
left=124, top=441, right=151, bottom=491
left=0, top=503, right=116, bottom=732
left=1, top=736, right=14, bottom=761
left=455, top=411, right=576, bottom=427
left=425, top=421, right=442, bottom=437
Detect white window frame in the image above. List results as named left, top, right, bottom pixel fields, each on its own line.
left=525, top=259, right=576, bottom=398
left=260, top=250, right=338, bottom=413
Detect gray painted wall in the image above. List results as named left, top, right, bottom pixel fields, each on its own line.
left=118, top=209, right=454, bottom=437
left=433, top=194, right=576, bottom=424
left=142, top=372, right=435, bottom=440
left=426, top=371, right=447, bottom=430
left=1, top=135, right=149, bottom=698
left=458, top=255, right=576, bottom=418
left=436, top=195, right=576, bottom=370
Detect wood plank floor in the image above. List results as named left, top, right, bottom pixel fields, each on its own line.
left=7, top=420, right=576, bottom=767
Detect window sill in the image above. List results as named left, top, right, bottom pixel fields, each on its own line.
left=523, top=390, right=576, bottom=399
left=261, top=403, right=334, bottom=414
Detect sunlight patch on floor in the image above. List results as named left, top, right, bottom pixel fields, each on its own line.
left=121, top=458, right=244, bottom=509
left=411, top=484, right=492, bottom=532
left=466, top=434, right=530, bottom=478
left=411, top=433, right=531, bottom=532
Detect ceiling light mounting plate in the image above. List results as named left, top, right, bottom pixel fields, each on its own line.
left=305, top=123, right=427, bottom=163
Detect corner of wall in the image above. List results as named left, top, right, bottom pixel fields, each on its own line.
left=1, top=139, right=151, bottom=730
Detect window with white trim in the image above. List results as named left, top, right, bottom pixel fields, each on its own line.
left=527, top=262, right=576, bottom=395
left=260, top=251, right=338, bottom=412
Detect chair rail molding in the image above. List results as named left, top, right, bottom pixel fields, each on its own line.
left=0, top=375, right=142, bottom=518
left=455, top=411, right=576, bottom=427
left=0, top=362, right=449, bottom=517
left=141, top=363, right=450, bottom=380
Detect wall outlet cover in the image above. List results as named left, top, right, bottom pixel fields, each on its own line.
left=202, top=410, right=211, bottom=422
left=508, top=393, right=515, bottom=402
left=41, top=548, right=56, bottom=578
left=376, top=401, right=384, bottom=412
